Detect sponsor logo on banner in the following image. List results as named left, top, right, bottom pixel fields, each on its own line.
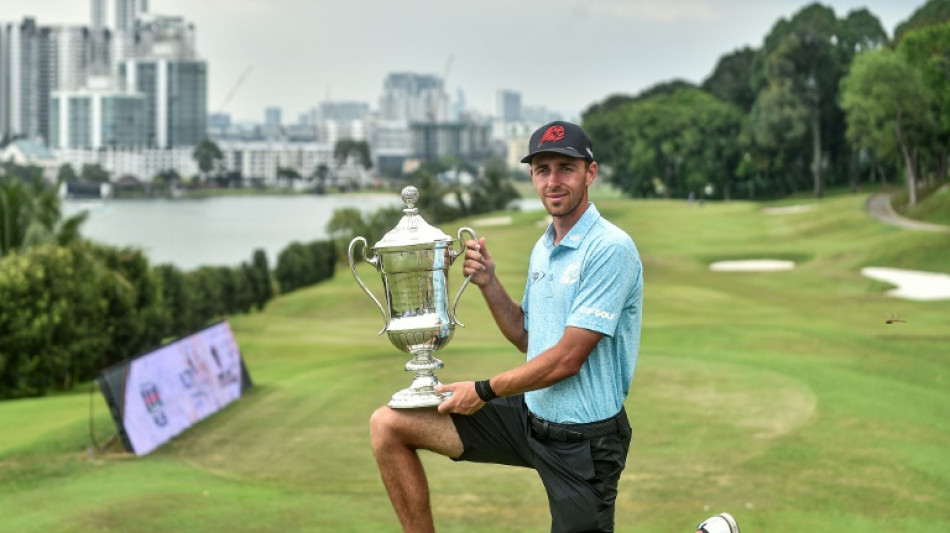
left=140, top=381, right=168, bottom=427
left=121, top=321, right=246, bottom=455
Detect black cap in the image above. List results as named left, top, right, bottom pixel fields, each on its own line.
left=521, top=121, right=594, bottom=164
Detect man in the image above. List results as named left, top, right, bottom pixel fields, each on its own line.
left=369, top=121, right=739, bottom=533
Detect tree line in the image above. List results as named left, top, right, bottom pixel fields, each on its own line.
left=582, top=1, right=950, bottom=206
left=0, top=168, right=337, bottom=399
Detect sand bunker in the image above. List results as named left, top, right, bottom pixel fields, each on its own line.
left=861, top=267, right=950, bottom=301
left=471, top=216, right=513, bottom=227
left=762, top=204, right=816, bottom=215
left=709, top=260, right=796, bottom=272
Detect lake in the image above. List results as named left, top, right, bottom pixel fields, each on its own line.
left=62, top=194, right=404, bottom=271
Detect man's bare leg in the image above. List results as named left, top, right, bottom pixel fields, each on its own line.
left=369, top=406, right=463, bottom=533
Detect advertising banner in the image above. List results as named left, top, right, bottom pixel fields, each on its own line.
left=98, top=321, right=252, bottom=455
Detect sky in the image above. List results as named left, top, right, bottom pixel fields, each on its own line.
left=0, top=0, right=928, bottom=123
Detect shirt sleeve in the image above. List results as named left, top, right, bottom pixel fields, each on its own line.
left=566, top=235, right=640, bottom=337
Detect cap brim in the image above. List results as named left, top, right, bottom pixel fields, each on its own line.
left=521, top=147, right=591, bottom=164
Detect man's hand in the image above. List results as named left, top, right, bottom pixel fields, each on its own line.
left=463, top=237, right=495, bottom=288
left=435, top=382, right=484, bottom=415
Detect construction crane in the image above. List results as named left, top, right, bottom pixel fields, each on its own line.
left=428, top=55, right=453, bottom=122
left=215, top=66, right=253, bottom=114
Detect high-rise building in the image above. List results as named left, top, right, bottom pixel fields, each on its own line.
left=49, top=85, right=147, bottom=149
left=264, top=106, right=281, bottom=126
left=0, top=18, right=112, bottom=143
left=378, top=73, right=447, bottom=122
left=0, top=18, right=45, bottom=141
left=91, top=0, right=150, bottom=62
left=495, top=90, right=521, bottom=121
left=118, top=57, right=207, bottom=148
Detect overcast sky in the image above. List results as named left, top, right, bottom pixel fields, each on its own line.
left=0, top=0, right=927, bottom=123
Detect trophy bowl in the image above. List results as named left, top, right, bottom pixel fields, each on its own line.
left=348, top=186, right=476, bottom=408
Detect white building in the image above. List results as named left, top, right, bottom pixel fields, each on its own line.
left=1, top=138, right=61, bottom=182
left=215, top=139, right=370, bottom=187
left=49, top=77, right=148, bottom=150
left=55, top=145, right=197, bottom=181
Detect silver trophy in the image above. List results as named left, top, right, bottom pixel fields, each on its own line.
left=348, top=186, right=477, bottom=408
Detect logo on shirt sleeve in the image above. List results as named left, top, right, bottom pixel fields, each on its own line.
left=580, top=306, right=616, bottom=320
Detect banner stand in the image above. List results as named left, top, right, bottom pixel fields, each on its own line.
left=95, top=320, right=253, bottom=456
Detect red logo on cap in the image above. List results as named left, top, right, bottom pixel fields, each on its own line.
left=538, top=125, right=565, bottom=147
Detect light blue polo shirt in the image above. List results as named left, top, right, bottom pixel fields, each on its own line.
left=522, top=203, right=643, bottom=423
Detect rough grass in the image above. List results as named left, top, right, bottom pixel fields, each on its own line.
left=1, top=192, right=948, bottom=532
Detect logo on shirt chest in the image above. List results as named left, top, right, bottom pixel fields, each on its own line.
left=559, top=263, right=580, bottom=284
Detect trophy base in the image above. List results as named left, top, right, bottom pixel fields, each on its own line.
left=388, top=387, right=448, bottom=409
left=388, top=353, right=449, bottom=409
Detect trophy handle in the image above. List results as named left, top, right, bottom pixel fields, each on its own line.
left=348, top=236, right=388, bottom=335
left=450, top=226, right=478, bottom=328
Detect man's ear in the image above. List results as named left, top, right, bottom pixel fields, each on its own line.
left=586, top=161, right=598, bottom=186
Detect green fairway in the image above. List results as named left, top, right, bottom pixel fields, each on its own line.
left=2, top=192, right=948, bottom=532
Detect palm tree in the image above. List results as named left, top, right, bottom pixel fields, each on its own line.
left=0, top=167, right=86, bottom=257
left=192, top=137, right=224, bottom=182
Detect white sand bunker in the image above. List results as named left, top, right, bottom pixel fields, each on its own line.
left=710, top=260, right=796, bottom=272
left=861, top=267, right=950, bottom=301
left=471, top=216, right=513, bottom=227
left=762, top=204, right=816, bottom=215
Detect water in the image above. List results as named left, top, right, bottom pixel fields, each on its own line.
left=62, top=194, right=403, bottom=270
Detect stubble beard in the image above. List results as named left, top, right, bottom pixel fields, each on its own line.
left=544, top=188, right=582, bottom=218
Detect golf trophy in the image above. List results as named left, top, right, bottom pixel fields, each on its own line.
left=348, top=186, right=477, bottom=408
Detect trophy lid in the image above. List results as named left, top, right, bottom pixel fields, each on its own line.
left=373, top=186, right=453, bottom=250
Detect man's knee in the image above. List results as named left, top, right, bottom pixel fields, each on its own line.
left=369, top=405, right=397, bottom=448
left=369, top=405, right=463, bottom=458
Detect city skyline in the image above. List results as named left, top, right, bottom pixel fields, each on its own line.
left=0, top=0, right=926, bottom=122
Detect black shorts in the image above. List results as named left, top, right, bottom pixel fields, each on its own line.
left=450, top=394, right=632, bottom=533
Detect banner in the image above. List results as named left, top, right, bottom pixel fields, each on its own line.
left=98, top=321, right=253, bottom=456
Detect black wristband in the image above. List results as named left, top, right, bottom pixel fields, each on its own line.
left=474, top=379, right=498, bottom=403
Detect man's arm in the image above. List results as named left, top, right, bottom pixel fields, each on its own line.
left=462, top=237, right=528, bottom=353
left=488, top=326, right=601, bottom=395
left=437, top=326, right=601, bottom=415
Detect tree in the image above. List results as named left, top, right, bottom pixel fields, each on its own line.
left=748, top=79, right=810, bottom=196
left=274, top=240, right=337, bottom=294
left=80, top=163, right=111, bottom=183
left=248, top=249, right=273, bottom=310
left=192, top=137, right=224, bottom=181
left=895, top=0, right=950, bottom=43
left=56, top=163, right=78, bottom=183
left=469, top=159, right=521, bottom=213
left=898, top=21, right=950, bottom=182
left=840, top=48, right=935, bottom=206
left=313, top=163, right=330, bottom=193
left=756, top=4, right=842, bottom=198
left=0, top=171, right=86, bottom=258
left=276, top=166, right=302, bottom=188
left=0, top=245, right=111, bottom=396
left=582, top=88, right=743, bottom=199
left=702, top=47, right=759, bottom=112
left=0, top=242, right=167, bottom=397
left=327, top=206, right=403, bottom=262
left=333, top=139, right=373, bottom=170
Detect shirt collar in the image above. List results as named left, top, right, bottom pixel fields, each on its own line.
left=543, top=203, right=601, bottom=250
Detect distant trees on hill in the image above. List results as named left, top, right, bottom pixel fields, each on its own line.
left=583, top=0, right=950, bottom=206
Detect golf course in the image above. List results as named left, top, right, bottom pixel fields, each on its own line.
left=1, top=187, right=948, bottom=532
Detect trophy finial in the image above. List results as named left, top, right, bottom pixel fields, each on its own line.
left=401, top=186, right=419, bottom=210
